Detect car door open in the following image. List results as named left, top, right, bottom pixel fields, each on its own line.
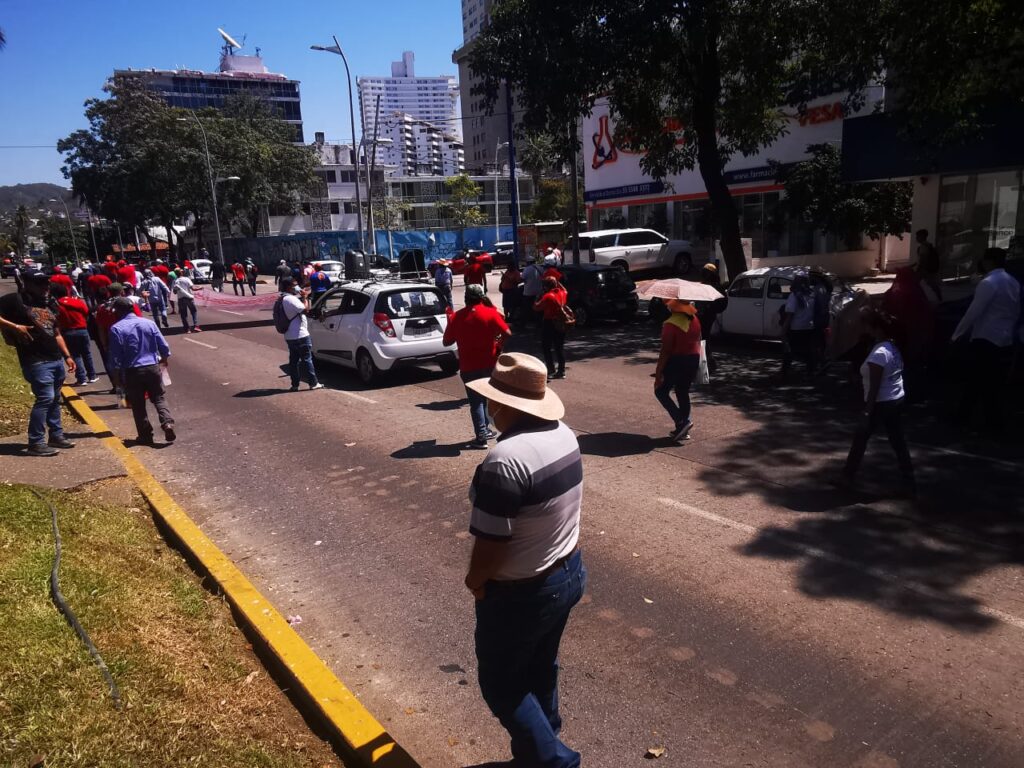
left=721, top=275, right=767, bottom=335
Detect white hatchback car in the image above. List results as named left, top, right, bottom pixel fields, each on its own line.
left=715, top=266, right=854, bottom=338
left=564, top=228, right=697, bottom=273
left=191, top=259, right=212, bottom=283
left=307, top=280, right=458, bottom=384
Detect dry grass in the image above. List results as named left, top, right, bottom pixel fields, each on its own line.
left=0, top=482, right=343, bottom=768
left=0, top=343, right=33, bottom=438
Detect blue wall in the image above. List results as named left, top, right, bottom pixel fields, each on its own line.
left=222, top=226, right=515, bottom=273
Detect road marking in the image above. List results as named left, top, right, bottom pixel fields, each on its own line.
left=329, top=389, right=377, bottom=405
left=218, top=309, right=245, bottom=316
left=908, top=442, right=1022, bottom=472
left=657, top=497, right=1024, bottom=631
left=183, top=337, right=218, bottom=349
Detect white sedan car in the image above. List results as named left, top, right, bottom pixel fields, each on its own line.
left=191, top=259, right=212, bottom=283
left=715, top=266, right=854, bottom=338
left=307, top=280, right=459, bottom=384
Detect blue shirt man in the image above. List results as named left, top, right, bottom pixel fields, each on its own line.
left=310, top=269, right=332, bottom=295
left=434, top=260, right=454, bottom=311
left=107, top=298, right=176, bottom=444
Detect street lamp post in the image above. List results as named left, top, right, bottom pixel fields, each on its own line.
left=494, top=141, right=509, bottom=242
left=181, top=111, right=226, bottom=265
left=48, top=197, right=80, bottom=266
left=311, top=36, right=365, bottom=252
left=360, top=134, right=393, bottom=255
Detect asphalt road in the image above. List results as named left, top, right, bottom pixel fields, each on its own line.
left=13, top=278, right=1024, bottom=767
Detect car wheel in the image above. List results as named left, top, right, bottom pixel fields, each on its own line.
left=440, top=358, right=460, bottom=376
left=674, top=252, right=692, bottom=274
left=572, top=305, right=590, bottom=327
left=611, top=260, right=629, bottom=273
left=356, top=349, right=378, bottom=385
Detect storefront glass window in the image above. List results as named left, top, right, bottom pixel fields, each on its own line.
left=937, top=170, right=1022, bottom=274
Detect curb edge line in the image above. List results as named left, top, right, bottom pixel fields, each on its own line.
left=62, top=386, right=420, bottom=767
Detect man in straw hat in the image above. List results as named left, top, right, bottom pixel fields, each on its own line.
left=463, top=352, right=586, bottom=767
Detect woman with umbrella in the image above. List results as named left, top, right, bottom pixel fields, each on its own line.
left=637, top=278, right=723, bottom=442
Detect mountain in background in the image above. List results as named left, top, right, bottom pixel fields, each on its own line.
left=0, top=183, right=73, bottom=214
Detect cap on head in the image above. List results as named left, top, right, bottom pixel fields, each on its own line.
left=111, top=297, right=134, bottom=315
left=108, top=282, right=125, bottom=295
left=465, top=283, right=486, bottom=301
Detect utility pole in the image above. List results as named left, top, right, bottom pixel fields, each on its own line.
left=504, top=82, right=521, bottom=269
left=367, top=94, right=382, bottom=253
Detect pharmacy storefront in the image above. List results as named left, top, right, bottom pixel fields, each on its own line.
left=582, top=89, right=906, bottom=275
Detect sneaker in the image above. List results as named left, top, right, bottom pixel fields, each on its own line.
left=27, top=444, right=59, bottom=457
left=309, top=383, right=325, bottom=391
left=484, top=428, right=497, bottom=439
left=163, top=425, right=176, bottom=443
left=136, top=434, right=156, bottom=446
left=468, top=437, right=489, bottom=450
left=48, top=437, right=75, bottom=449
left=289, top=384, right=300, bottom=392
left=552, top=371, right=566, bottom=380
left=193, top=326, right=202, bottom=332
left=669, top=420, right=693, bottom=442
left=87, top=377, right=99, bottom=384
left=74, top=380, right=87, bottom=387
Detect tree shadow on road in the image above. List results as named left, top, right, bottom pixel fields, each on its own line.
left=693, top=341, right=1024, bottom=631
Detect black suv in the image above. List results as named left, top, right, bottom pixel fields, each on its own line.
left=559, top=264, right=638, bottom=326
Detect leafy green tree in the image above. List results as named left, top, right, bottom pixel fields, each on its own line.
left=470, top=0, right=875, bottom=279
left=517, top=131, right=561, bottom=186
left=528, top=179, right=573, bottom=223
left=10, top=205, right=31, bottom=257
left=39, top=216, right=87, bottom=265
left=438, top=174, right=486, bottom=246
left=771, top=144, right=911, bottom=246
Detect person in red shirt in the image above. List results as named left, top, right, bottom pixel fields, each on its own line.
left=654, top=300, right=702, bottom=442
left=443, top=283, right=511, bottom=449
left=103, top=260, right=119, bottom=279
left=533, top=276, right=569, bottom=380
left=116, top=262, right=138, bottom=287
left=230, top=260, right=247, bottom=295
left=85, top=272, right=112, bottom=309
left=49, top=271, right=75, bottom=296
left=49, top=284, right=96, bottom=385
left=462, top=252, right=488, bottom=291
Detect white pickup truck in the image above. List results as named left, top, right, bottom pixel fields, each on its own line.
left=563, top=228, right=698, bottom=273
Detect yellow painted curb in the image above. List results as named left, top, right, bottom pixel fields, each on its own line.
left=63, top=386, right=420, bottom=767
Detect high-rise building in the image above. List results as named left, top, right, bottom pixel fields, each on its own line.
left=113, top=47, right=303, bottom=141
left=452, top=0, right=518, bottom=174
left=378, top=112, right=465, bottom=177
left=357, top=51, right=461, bottom=161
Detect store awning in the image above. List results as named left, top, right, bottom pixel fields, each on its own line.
left=841, top=107, right=1024, bottom=182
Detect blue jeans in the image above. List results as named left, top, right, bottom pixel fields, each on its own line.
left=286, top=337, right=318, bottom=387
left=178, top=297, right=198, bottom=330
left=655, top=354, right=699, bottom=428
left=22, top=359, right=66, bottom=446
left=63, top=328, right=96, bottom=382
left=461, top=368, right=491, bottom=440
left=475, top=549, right=587, bottom=767
left=437, top=284, right=453, bottom=311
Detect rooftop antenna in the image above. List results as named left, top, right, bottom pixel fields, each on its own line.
left=217, top=27, right=242, bottom=58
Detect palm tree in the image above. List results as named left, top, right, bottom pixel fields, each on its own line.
left=12, top=205, right=31, bottom=257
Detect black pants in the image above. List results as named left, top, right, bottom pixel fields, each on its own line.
left=541, top=319, right=565, bottom=375
left=959, top=339, right=1012, bottom=434
left=247, top=277, right=257, bottom=295
left=233, top=277, right=245, bottom=295
left=124, top=364, right=174, bottom=440
left=783, top=328, right=822, bottom=374
left=844, top=398, right=914, bottom=480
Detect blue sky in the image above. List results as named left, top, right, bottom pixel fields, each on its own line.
left=0, top=0, right=464, bottom=186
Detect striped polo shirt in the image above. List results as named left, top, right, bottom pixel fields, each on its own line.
left=469, top=420, right=583, bottom=580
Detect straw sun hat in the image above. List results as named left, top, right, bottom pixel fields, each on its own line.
left=465, top=353, right=565, bottom=421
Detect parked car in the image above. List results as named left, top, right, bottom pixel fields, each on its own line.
left=492, top=241, right=516, bottom=268
left=1, top=257, right=22, bottom=278
left=714, top=266, right=854, bottom=338
left=563, top=228, right=697, bottom=274
left=559, top=264, right=639, bottom=326
left=191, top=258, right=212, bottom=283
left=312, top=260, right=345, bottom=281
left=307, top=280, right=459, bottom=384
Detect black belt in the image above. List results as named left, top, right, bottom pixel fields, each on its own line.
left=495, top=546, right=580, bottom=586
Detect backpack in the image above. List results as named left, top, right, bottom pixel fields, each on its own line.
left=557, top=303, right=576, bottom=330
left=272, top=296, right=291, bottom=334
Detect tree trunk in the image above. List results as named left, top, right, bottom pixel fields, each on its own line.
left=163, top=219, right=177, bottom=261
left=690, top=8, right=746, bottom=281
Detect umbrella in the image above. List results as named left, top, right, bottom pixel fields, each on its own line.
left=635, top=278, right=724, bottom=302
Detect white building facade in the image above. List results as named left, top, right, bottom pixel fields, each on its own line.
left=377, top=112, right=465, bottom=177
left=581, top=88, right=911, bottom=277
left=357, top=51, right=461, bottom=166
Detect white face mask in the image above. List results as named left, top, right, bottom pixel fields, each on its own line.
left=293, top=285, right=302, bottom=294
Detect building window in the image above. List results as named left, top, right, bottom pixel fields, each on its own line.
left=330, top=202, right=340, bottom=214
left=344, top=202, right=358, bottom=214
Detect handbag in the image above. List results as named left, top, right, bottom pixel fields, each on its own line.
left=697, top=340, right=711, bottom=385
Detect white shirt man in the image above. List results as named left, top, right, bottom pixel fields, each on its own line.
left=953, top=266, right=1021, bottom=348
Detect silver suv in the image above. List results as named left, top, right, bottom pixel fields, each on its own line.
left=307, top=280, right=459, bottom=384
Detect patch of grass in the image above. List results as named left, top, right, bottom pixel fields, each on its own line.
left=0, top=483, right=343, bottom=768
left=0, top=342, right=33, bottom=438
